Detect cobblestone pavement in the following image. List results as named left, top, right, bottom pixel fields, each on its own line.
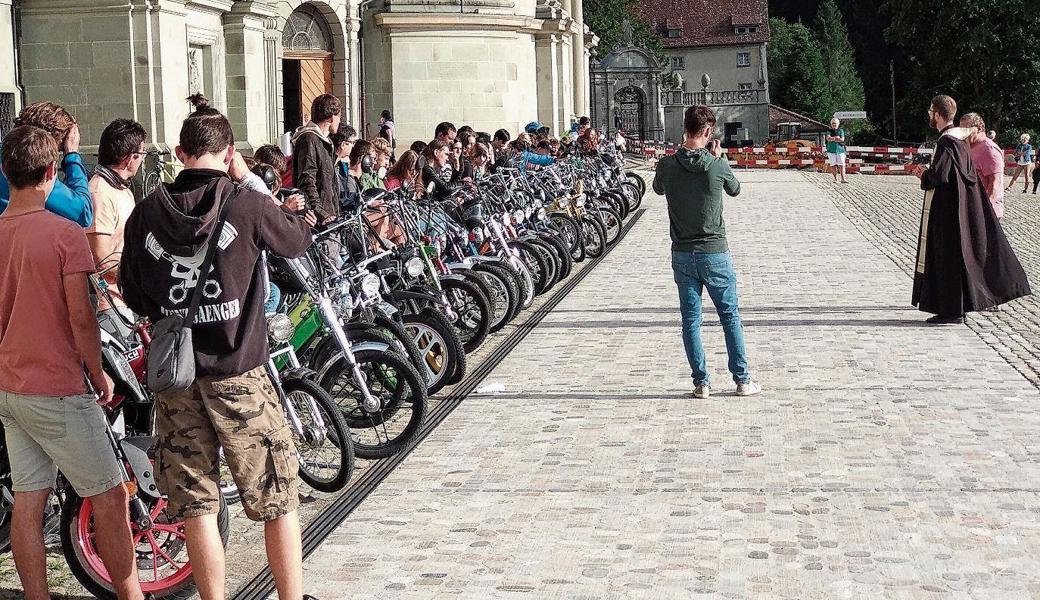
left=807, top=173, right=1040, bottom=388
left=299, top=171, right=1040, bottom=599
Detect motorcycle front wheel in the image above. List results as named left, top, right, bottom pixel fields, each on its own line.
left=283, top=377, right=355, bottom=493
left=320, top=349, right=428, bottom=459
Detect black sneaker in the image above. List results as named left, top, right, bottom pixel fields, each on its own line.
left=303, top=595, right=321, bottom=600
left=925, top=315, right=964, bottom=325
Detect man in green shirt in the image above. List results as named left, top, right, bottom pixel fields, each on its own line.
left=652, top=105, right=760, bottom=399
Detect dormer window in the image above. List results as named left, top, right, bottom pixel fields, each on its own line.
left=734, top=25, right=759, bottom=34
left=665, top=19, right=683, bottom=39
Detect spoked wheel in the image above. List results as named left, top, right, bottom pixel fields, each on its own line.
left=625, top=171, right=646, bottom=200
left=550, top=214, right=585, bottom=262
left=580, top=215, right=607, bottom=259
left=441, top=278, right=491, bottom=353
left=283, top=377, right=354, bottom=492
left=539, top=232, right=573, bottom=279
left=468, top=268, right=513, bottom=333
left=319, top=349, right=427, bottom=459
left=61, top=491, right=230, bottom=600
left=510, top=240, right=549, bottom=296
left=598, top=207, right=622, bottom=245
left=621, top=179, right=643, bottom=211
left=526, top=238, right=560, bottom=292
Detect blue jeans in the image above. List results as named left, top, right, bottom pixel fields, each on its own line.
left=671, top=250, right=751, bottom=385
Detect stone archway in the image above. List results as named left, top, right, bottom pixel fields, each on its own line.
left=590, top=45, right=664, bottom=141
left=274, top=1, right=353, bottom=134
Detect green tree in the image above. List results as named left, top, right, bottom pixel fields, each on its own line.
left=584, top=0, right=664, bottom=63
left=814, top=0, right=865, bottom=127
left=885, top=0, right=1040, bottom=140
left=768, top=18, right=833, bottom=122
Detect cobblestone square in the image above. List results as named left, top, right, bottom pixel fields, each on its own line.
left=296, top=170, right=1040, bottom=599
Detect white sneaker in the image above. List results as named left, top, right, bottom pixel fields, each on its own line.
left=693, top=384, right=710, bottom=399
left=736, top=381, right=762, bottom=396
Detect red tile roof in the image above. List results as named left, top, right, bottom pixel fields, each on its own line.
left=637, top=0, right=769, bottom=48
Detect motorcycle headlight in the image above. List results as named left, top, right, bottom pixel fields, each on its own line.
left=267, top=313, right=294, bottom=344
left=575, top=196, right=586, bottom=208
left=513, top=209, right=525, bottom=224
left=525, top=206, right=533, bottom=218
left=537, top=207, right=546, bottom=220
left=361, top=273, right=381, bottom=298
left=558, top=197, right=570, bottom=208
left=405, top=256, right=424, bottom=277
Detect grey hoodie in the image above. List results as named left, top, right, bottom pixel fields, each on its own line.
left=652, top=147, right=740, bottom=253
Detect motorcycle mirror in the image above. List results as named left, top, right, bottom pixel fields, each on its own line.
left=362, top=188, right=388, bottom=206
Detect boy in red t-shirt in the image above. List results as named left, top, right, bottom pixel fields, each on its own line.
left=0, top=125, right=143, bottom=600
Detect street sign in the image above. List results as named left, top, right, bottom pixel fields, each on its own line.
left=834, top=111, right=868, bottom=120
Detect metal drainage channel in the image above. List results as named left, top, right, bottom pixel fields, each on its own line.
left=233, top=208, right=646, bottom=600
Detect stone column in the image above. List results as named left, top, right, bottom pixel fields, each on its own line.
left=556, top=33, right=574, bottom=132
left=569, top=0, right=586, bottom=115
left=345, top=10, right=363, bottom=132
left=263, top=17, right=281, bottom=143
left=224, top=1, right=276, bottom=151
left=534, top=32, right=560, bottom=134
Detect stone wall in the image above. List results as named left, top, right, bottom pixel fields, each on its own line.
left=369, top=13, right=541, bottom=145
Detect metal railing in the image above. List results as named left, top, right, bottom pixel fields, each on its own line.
left=662, top=89, right=765, bottom=107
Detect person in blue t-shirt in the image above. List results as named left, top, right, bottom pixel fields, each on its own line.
left=0, top=101, right=93, bottom=227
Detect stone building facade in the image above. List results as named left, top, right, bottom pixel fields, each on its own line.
left=3, top=0, right=593, bottom=161
left=640, top=0, right=770, bottom=144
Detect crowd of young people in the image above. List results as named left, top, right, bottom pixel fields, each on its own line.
left=0, top=91, right=607, bottom=600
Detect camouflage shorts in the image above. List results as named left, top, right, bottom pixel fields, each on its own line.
left=154, top=366, right=299, bottom=522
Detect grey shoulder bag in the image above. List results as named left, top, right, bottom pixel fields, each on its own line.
left=147, top=192, right=236, bottom=393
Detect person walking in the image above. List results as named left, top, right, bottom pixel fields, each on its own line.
left=652, top=105, right=761, bottom=399
left=0, top=125, right=144, bottom=600
left=1006, top=133, right=1033, bottom=193
left=911, top=95, right=1031, bottom=325
left=1034, top=148, right=1040, bottom=194
left=958, top=113, right=1005, bottom=219
left=825, top=118, right=848, bottom=183
left=119, top=97, right=316, bottom=600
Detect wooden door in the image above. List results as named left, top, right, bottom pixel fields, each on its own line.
left=299, top=57, right=333, bottom=123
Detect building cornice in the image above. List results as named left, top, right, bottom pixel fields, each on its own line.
left=374, top=12, right=543, bottom=34
left=19, top=0, right=188, bottom=16
left=186, top=0, right=234, bottom=16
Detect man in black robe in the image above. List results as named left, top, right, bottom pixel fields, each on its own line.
left=911, top=95, right=1031, bottom=324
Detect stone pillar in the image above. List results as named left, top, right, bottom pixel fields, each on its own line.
left=345, top=11, right=363, bottom=132
left=535, top=32, right=560, bottom=135
left=569, top=0, right=586, bottom=115
left=263, top=17, right=281, bottom=143
left=556, top=33, right=573, bottom=132
left=224, top=1, right=276, bottom=151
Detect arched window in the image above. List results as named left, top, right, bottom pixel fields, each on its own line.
left=282, top=4, right=333, bottom=52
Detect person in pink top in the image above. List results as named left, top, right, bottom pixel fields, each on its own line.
left=959, top=112, right=1005, bottom=220
left=384, top=149, right=420, bottom=191
left=0, top=125, right=143, bottom=600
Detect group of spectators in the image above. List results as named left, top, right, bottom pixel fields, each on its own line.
left=0, top=89, right=609, bottom=600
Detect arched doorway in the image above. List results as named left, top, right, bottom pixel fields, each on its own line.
left=282, top=3, right=335, bottom=131
left=614, top=86, right=646, bottom=141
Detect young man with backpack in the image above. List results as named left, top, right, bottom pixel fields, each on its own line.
left=652, top=105, right=761, bottom=400
left=119, top=96, right=316, bottom=600
left=0, top=125, right=144, bottom=600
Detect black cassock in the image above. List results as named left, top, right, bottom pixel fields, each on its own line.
left=912, top=126, right=1031, bottom=316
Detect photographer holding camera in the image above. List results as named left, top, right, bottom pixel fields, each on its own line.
left=652, top=105, right=760, bottom=400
